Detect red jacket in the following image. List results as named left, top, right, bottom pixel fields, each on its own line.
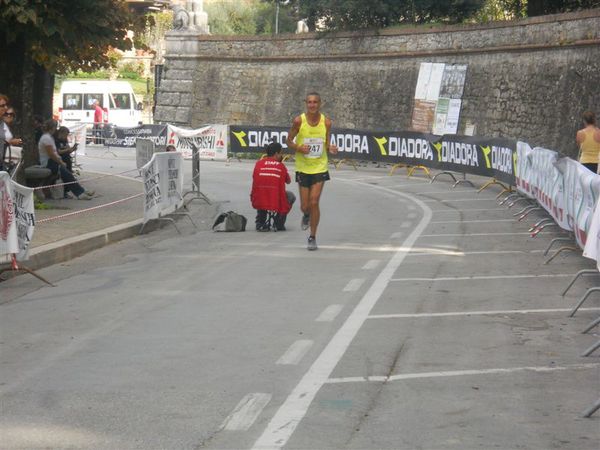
left=250, top=157, right=291, bottom=214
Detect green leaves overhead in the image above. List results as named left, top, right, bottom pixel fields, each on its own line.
left=0, top=0, right=142, bottom=73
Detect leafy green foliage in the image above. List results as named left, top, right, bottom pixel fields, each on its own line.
left=527, top=0, right=600, bottom=16
left=0, top=0, right=143, bottom=73
left=206, top=0, right=297, bottom=35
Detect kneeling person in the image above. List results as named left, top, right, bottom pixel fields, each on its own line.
left=250, top=142, right=296, bottom=231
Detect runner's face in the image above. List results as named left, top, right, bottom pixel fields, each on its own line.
left=305, top=95, right=321, bottom=114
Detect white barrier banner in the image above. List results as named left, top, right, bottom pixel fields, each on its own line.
left=69, top=122, right=88, bottom=156
left=141, top=152, right=184, bottom=224
left=167, top=124, right=228, bottom=160
left=0, top=171, right=35, bottom=262
left=583, top=196, right=600, bottom=270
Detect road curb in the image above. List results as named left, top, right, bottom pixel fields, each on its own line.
left=26, top=218, right=145, bottom=271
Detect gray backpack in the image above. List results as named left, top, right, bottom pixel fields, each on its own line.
left=212, top=211, right=247, bottom=232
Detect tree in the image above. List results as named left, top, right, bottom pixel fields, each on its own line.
left=206, top=0, right=297, bottom=35
left=527, top=0, right=600, bottom=16
left=0, top=0, right=143, bottom=175
left=287, top=0, right=487, bottom=31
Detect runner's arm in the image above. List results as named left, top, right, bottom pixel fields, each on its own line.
left=286, top=116, right=309, bottom=154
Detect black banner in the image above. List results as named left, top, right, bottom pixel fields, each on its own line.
left=104, top=124, right=168, bottom=148
left=229, top=125, right=516, bottom=185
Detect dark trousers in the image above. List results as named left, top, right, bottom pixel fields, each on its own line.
left=60, top=154, right=73, bottom=196
left=47, top=159, right=84, bottom=197
left=255, top=191, right=296, bottom=230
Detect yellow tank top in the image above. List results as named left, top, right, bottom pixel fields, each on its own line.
left=295, top=113, right=328, bottom=174
left=579, top=128, right=600, bottom=164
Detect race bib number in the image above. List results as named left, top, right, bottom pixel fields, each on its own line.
left=304, top=137, right=324, bottom=159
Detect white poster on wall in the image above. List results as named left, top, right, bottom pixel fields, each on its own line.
left=167, top=124, right=228, bottom=160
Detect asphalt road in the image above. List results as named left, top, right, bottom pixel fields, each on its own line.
left=1, top=149, right=599, bottom=449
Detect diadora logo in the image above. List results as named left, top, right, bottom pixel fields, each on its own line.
left=372, top=136, right=433, bottom=160
left=233, top=130, right=289, bottom=149
left=480, top=145, right=513, bottom=173
left=232, top=130, right=247, bottom=147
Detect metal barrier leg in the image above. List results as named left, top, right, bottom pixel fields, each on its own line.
left=529, top=218, right=553, bottom=233
left=544, top=246, right=578, bottom=264
left=389, top=163, right=408, bottom=176
left=518, top=207, right=543, bottom=222
left=478, top=178, right=508, bottom=193
left=430, top=171, right=457, bottom=184
left=499, top=192, right=520, bottom=206
left=582, top=398, right=600, bottom=418
left=569, top=287, right=600, bottom=317
left=407, top=165, right=431, bottom=179
left=544, top=237, right=573, bottom=256
left=581, top=340, right=600, bottom=357
left=169, top=212, right=197, bottom=229
left=582, top=316, right=600, bottom=334
left=508, top=197, right=531, bottom=208
left=139, top=217, right=180, bottom=235
left=0, top=254, right=55, bottom=287
left=561, top=269, right=598, bottom=296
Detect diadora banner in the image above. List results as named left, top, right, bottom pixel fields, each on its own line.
left=104, top=124, right=168, bottom=148
left=229, top=125, right=516, bottom=185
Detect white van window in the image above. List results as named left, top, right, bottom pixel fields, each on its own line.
left=84, top=94, right=103, bottom=109
left=63, top=94, right=82, bottom=110
left=111, top=93, right=132, bottom=110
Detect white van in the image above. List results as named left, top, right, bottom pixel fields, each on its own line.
left=58, top=80, right=142, bottom=127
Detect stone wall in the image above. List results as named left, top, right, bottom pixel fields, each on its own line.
left=155, top=9, right=600, bottom=157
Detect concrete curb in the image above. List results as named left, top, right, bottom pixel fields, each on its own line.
left=26, top=218, right=144, bottom=271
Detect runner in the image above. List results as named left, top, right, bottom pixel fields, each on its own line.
left=286, top=92, right=338, bottom=250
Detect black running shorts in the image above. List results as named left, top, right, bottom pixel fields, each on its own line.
left=295, top=171, right=330, bottom=188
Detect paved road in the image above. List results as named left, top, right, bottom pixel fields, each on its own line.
left=1, top=151, right=599, bottom=449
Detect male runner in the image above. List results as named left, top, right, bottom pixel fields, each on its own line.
left=286, top=92, right=338, bottom=250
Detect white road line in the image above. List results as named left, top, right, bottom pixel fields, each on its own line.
left=430, top=219, right=515, bottom=224
left=400, top=221, right=412, bottom=228
left=325, top=363, right=600, bottom=384
left=221, top=393, right=272, bottom=431
left=276, top=340, right=314, bottom=365
left=367, top=307, right=600, bottom=320
left=431, top=208, right=506, bottom=212
left=252, top=181, right=432, bottom=450
left=316, top=305, right=344, bottom=322
left=362, top=259, right=381, bottom=270
left=391, top=273, right=575, bottom=282
left=422, top=197, right=496, bottom=203
left=343, top=278, right=365, bottom=292
left=406, top=249, right=545, bottom=257
left=419, top=232, right=557, bottom=237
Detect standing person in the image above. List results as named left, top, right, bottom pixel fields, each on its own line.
left=38, top=119, right=93, bottom=200
left=286, top=92, right=338, bottom=250
left=577, top=111, right=600, bottom=173
left=250, top=142, right=296, bottom=231
left=93, top=100, right=104, bottom=144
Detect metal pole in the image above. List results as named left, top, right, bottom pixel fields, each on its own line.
left=275, top=1, right=280, bottom=34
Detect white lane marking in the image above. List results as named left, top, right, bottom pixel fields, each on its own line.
left=252, top=181, right=432, bottom=450
left=390, top=232, right=404, bottom=239
left=221, top=393, right=272, bottom=431
left=431, top=208, right=506, bottom=212
left=316, top=305, right=344, bottom=322
left=430, top=219, right=515, bottom=224
left=343, top=278, right=365, bottom=292
left=362, top=259, right=380, bottom=270
left=419, top=232, right=558, bottom=237
left=422, top=197, right=496, bottom=203
left=325, top=363, right=600, bottom=384
left=368, top=307, right=600, bottom=319
left=400, top=221, right=412, bottom=228
left=407, top=213, right=418, bottom=219
left=391, top=274, right=575, bottom=282
left=407, top=249, right=545, bottom=257
left=276, top=340, right=314, bottom=365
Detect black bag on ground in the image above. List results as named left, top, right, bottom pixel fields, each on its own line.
left=212, top=211, right=247, bottom=232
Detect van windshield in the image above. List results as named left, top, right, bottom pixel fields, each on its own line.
left=63, top=94, right=83, bottom=110
left=111, top=93, right=132, bottom=110
left=84, top=94, right=103, bottom=109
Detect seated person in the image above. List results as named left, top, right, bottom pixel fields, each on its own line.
left=54, top=126, right=78, bottom=198
left=38, top=119, right=94, bottom=200
left=250, top=142, right=296, bottom=231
